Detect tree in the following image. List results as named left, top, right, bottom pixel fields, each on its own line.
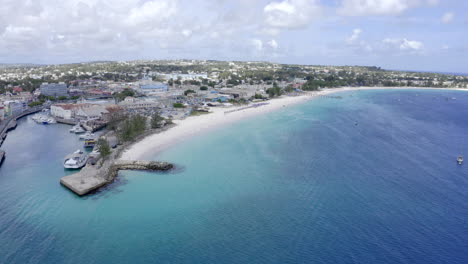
left=184, top=89, right=196, bottom=96
left=28, top=101, right=43, bottom=107
left=58, top=96, right=68, bottom=100
left=200, top=86, right=208, bottom=91
left=173, top=103, right=185, bottom=108
left=98, top=138, right=111, bottom=159
left=151, top=112, right=164, bottom=129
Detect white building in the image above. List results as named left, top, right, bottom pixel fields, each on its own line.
left=51, top=104, right=75, bottom=119
left=51, top=103, right=115, bottom=120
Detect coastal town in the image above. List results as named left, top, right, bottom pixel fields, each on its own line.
left=0, top=60, right=467, bottom=194
left=1, top=60, right=467, bottom=126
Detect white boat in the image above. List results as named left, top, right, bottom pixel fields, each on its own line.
left=89, top=148, right=101, bottom=159
left=457, top=156, right=463, bottom=165
left=79, top=132, right=96, bottom=140
left=63, top=149, right=88, bottom=169
left=69, top=124, right=86, bottom=134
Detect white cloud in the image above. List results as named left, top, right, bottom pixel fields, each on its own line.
left=441, top=12, right=455, bottom=24
left=263, top=0, right=321, bottom=30
left=383, top=38, right=423, bottom=51
left=267, top=39, right=279, bottom=49
left=338, top=0, right=419, bottom=16
left=346, top=28, right=362, bottom=44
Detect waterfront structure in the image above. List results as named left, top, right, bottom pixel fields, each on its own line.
left=51, top=104, right=75, bottom=119
left=75, top=105, right=109, bottom=120
left=118, top=97, right=160, bottom=109
left=51, top=103, right=118, bottom=121
left=40, top=82, right=68, bottom=97
left=3, top=101, right=25, bottom=117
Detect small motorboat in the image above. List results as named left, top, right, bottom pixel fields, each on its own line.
left=70, top=124, right=86, bottom=134
left=79, top=132, right=96, bottom=140
left=84, top=139, right=97, bottom=148
left=457, top=156, right=463, bottom=165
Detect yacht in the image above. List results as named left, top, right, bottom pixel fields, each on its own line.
left=70, top=124, right=86, bottom=134
left=63, top=150, right=88, bottom=169
left=79, top=132, right=96, bottom=140
left=457, top=156, right=463, bottom=165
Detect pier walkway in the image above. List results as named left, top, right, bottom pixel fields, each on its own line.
left=60, top=160, right=173, bottom=196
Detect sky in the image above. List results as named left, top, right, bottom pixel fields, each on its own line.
left=0, top=0, right=467, bottom=73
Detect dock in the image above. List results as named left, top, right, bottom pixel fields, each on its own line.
left=60, top=160, right=173, bottom=196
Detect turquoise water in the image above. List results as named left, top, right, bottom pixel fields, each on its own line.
left=1, top=89, right=468, bottom=263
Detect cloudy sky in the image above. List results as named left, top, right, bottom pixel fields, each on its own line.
left=0, top=0, right=466, bottom=72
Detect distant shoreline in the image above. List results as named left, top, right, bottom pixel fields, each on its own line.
left=120, top=86, right=468, bottom=160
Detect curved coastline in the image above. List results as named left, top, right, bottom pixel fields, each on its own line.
left=120, top=86, right=468, bottom=160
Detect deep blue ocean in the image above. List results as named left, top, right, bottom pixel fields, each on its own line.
left=1, top=89, right=468, bottom=264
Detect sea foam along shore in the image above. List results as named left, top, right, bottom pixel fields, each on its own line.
left=119, top=86, right=467, bottom=160
left=120, top=88, right=345, bottom=160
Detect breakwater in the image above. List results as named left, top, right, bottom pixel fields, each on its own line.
left=60, top=160, right=173, bottom=196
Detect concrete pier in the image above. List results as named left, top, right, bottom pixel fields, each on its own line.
left=60, top=160, right=173, bottom=196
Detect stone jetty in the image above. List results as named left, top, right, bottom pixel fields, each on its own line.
left=60, top=160, right=173, bottom=196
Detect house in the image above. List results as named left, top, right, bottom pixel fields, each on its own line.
left=12, top=86, right=23, bottom=93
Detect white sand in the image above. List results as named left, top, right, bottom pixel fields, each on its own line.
left=120, top=86, right=467, bottom=160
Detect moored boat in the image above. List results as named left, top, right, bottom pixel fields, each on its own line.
left=70, top=124, right=86, bottom=134
left=63, top=149, right=88, bottom=169
left=84, top=139, right=97, bottom=148
left=79, top=132, right=96, bottom=140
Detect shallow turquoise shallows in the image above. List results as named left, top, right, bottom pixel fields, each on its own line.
left=1, top=89, right=468, bottom=264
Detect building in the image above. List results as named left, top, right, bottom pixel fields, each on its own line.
left=4, top=101, right=25, bottom=117
left=140, top=83, right=169, bottom=94
left=51, top=103, right=117, bottom=120
left=118, top=97, right=160, bottom=109
left=75, top=104, right=109, bottom=120
left=40, top=83, right=68, bottom=97
left=51, top=104, right=75, bottom=119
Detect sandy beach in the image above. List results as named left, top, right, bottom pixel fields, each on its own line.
left=120, top=86, right=466, bottom=160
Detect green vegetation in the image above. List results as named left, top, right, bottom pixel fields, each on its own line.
left=200, top=86, right=208, bottom=91
left=28, top=101, right=43, bottom=107
left=58, top=96, right=68, bottom=101
left=151, top=112, right=165, bottom=129
left=113, top=89, right=135, bottom=102
left=253, top=93, right=266, bottom=100
left=97, top=138, right=111, bottom=159
left=119, top=114, right=147, bottom=142
left=173, top=103, right=185, bottom=108
left=184, top=89, right=196, bottom=96
left=266, top=84, right=283, bottom=98
left=190, top=110, right=210, bottom=116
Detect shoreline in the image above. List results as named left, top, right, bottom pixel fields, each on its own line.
left=120, top=86, right=467, bottom=160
